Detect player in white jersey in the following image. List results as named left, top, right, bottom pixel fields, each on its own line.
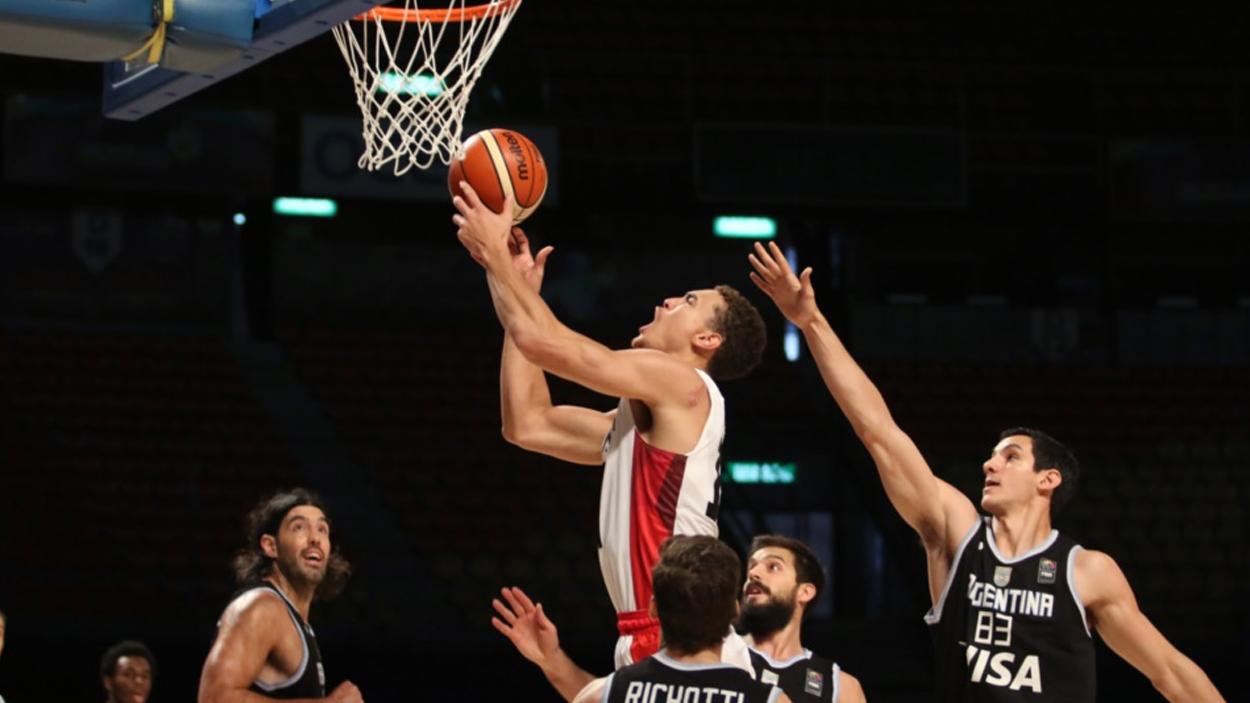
left=453, top=188, right=767, bottom=667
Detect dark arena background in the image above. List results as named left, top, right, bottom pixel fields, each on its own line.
left=1, top=3, right=1248, bottom=701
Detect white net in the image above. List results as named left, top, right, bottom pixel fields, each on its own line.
left=331, top=0, right=521, bottom=175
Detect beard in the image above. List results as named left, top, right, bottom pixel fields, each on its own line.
left=276, top=549, right=326, bottom=590
left=736, top=589, right=797, bottom=639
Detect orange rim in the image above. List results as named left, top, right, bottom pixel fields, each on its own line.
left=354, top=0, right=519, bottom=23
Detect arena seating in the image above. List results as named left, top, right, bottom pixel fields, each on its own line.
left=2, top=328, right=302, bottom=620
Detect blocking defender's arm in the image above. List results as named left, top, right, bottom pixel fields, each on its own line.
left=1076, top=550, right=1226, bottom=703
left=748, top=242, right=977, bottom=550
left=455, top=186, right=701, bottom=407
left=492, top=587, right=598, bottom=703
left=198, top=594, right=362, bottom=703
left=496, top=229, right=615, bottom=465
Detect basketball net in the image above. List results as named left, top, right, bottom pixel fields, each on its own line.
left=331, top=0, right=522, bottom=175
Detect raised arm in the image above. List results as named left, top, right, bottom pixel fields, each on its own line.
left=1076, top=550, right=1225, bottom=703
left=491, top=587, right=597, bottom=703
left=497, top=229, right=614, bottom=465
left=198, top=594, right=362, bottom=703
left=748, top=242, right=977, bottom=550
left=455, top=186, right=703, bottom=408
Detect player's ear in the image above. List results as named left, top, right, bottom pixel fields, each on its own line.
left=796, top=583, right=817, bottom=609
left=648, top=598, right=658, bottom=620
left=260, top=533, right=279, bottom=559
left=692, top=330, right=723, bottom=353
left=1037, top=468, right=1062, bottom=494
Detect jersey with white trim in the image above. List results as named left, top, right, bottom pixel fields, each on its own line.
left=597, top=369, right=725, bottom=615
left=747, top=648, right=843, bottom=703
left=926, top=517, right=1095, bottom=702
left=604, top=651, right=780, bottom=703
left=228, top=582, right=326, bottom=699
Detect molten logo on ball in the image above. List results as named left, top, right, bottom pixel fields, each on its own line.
left=448, top=127, right=548, bottom=224
left=503, top=132, right=530, bottom=181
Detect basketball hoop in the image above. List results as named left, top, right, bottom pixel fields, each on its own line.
left=331, top=0, right=521, bottom=175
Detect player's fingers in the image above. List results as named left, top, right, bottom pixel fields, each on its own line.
left=752, top=241, right=773, bottom=267
left=459, top=181, right=484, bottom=209
left=747, top=253, right=771, bottom=279
left=536, top=603, right=555, bottom=629
left=502, top=587, right=533, bottom=615
left=452, top=214, right=467, bottom=227
left=451, top=194, right=472, bottom=217
left=490, top=616, right=514, bottom=637
left=748, top=271, right=771, bottom=293
left=535, top=246, right=554, bottom=269
left=510, top=227, right=529, bottom=254
left=512, top=586, right=538, bottom=612
left=799, top=267, right=813, bottom=289
left=491, top=597, right=518, bottom=624
left=767, top=241, right=790, bottom=275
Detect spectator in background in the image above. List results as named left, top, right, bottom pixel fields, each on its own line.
left=100, top=640, right=155, bottom=703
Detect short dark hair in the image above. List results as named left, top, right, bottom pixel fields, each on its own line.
left=748, top=534, right=825, bottom=614
left=100, top=640, right=156, bottom=680
left=232, top=488, right=351, bottom=600
left=1000, top=428, right=1080, bottom=512
left=706, top=285, right=766, bottom=380
left=652, top=536, right=741, bottom=655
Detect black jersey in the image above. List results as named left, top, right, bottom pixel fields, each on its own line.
left=926, top=517, right=1096, bottom=702
left=605, top=651, right=781, bottom=703
left=748, top=648, right=843, bottom=703
left=232, top=582, right=326, bottom=699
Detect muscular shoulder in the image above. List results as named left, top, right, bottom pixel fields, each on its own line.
left=837, top=671, right=866, bottom=703
left=220, top=588, right=289, bottom=631
left=1072, top=549, right=1130, bottom=608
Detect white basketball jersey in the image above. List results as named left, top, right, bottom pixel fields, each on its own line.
left=598, top=368, right=726, bottom=615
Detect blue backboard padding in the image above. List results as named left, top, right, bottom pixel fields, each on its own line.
left=157, top=0, right=257, bottom=74
left=0, top=0, right=255, bottom=65
left=171, top=0, right=256, bottom=48
left=0, top=0, right=152, bottom=62
left=103, top=0, right=387, bottom=120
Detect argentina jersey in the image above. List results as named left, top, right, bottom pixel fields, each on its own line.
left=926, top=517, right=1096, bottom=702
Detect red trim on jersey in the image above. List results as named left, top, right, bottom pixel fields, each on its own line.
left=617, top=609, right=662, bottom=663
left=627, top=430, right=688, bottom=611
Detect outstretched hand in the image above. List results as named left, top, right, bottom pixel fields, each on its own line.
left=452, top=181, right=515, bottom=268
left=491, top=586, right=562, bottom=669
left=508, top=227, right=554, bottom=294
left=748, top=241, right=818, bottom=327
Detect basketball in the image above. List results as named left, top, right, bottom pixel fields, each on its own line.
left=448, top=128, right=549, bottom=224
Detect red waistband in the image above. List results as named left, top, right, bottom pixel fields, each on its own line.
left=616, top=609, right=660, bottom=635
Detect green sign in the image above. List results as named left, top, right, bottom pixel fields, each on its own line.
left=725, top=461, right=796, bottom=484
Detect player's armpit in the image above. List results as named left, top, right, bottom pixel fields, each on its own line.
left=1076, top=550, right=1226, bottom=703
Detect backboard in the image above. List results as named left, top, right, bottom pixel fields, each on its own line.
left=104, top=0, right=389, bottom=120
left=0, top=0, right=388, bottom=120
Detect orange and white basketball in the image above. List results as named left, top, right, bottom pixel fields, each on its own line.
left=448, top=128, right=548, bottom=224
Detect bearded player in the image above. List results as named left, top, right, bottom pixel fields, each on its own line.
left=198, top=489, right=362, bottom=702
